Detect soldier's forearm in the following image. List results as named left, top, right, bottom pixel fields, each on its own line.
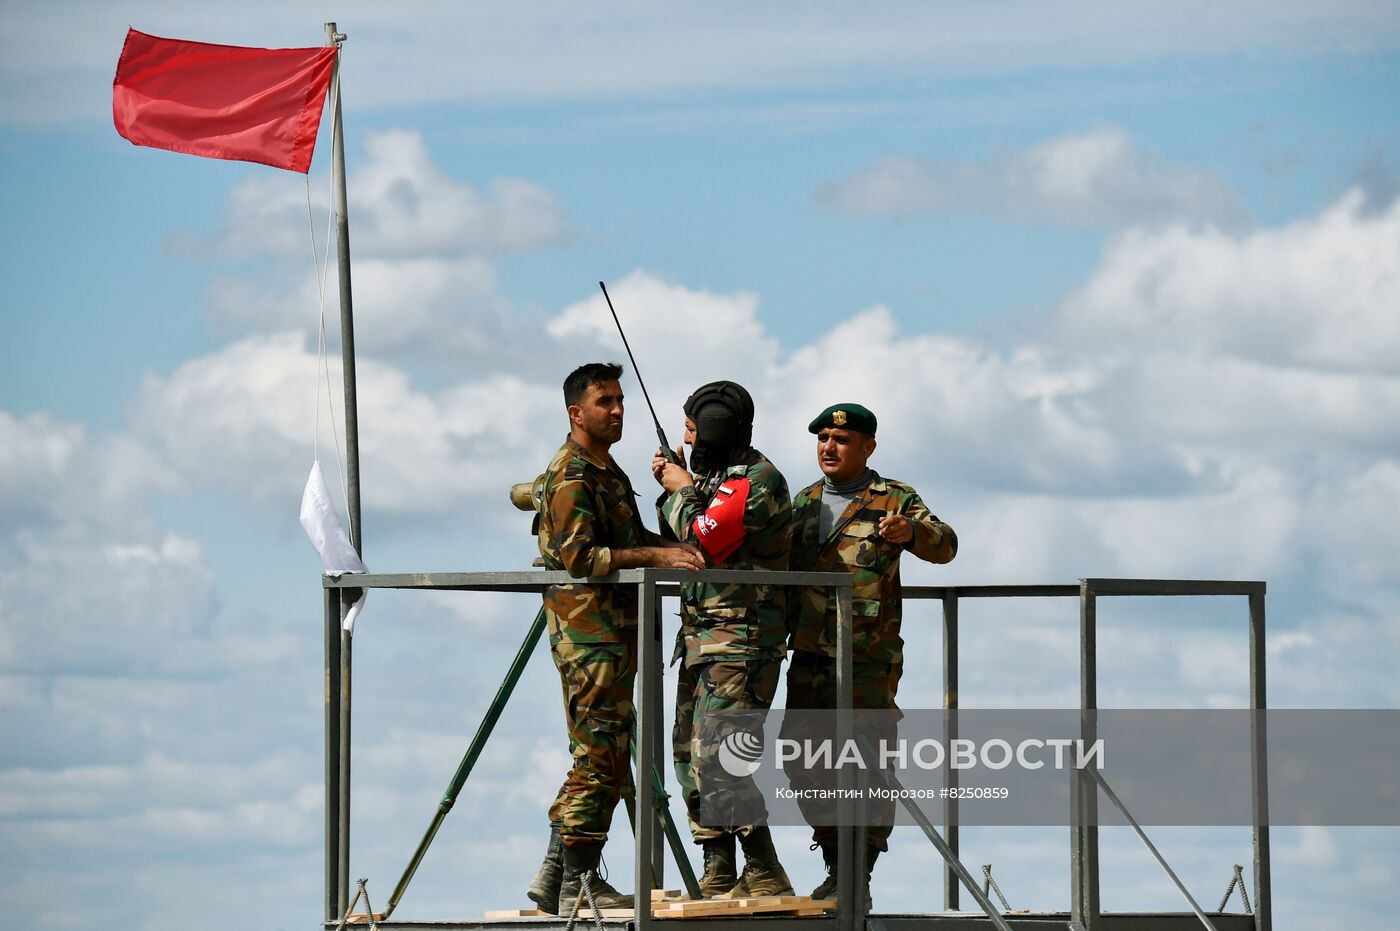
left=609, top=546, right=675, bottom=570
left=911, top=520, right=957, bottom=563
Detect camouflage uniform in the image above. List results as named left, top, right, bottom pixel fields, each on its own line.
left=658, top=448, right=791, bottom=840
left=783, top=471, right=956, bottom=850
left=538, top=435, right=647, bottom=846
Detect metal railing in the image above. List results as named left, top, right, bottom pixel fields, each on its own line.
left=912, top=580, right=1270, bottom=931
left=320, top=572, right=1271, bottom=931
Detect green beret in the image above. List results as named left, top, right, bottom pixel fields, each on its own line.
left=808, top=403, right=877, bottom=435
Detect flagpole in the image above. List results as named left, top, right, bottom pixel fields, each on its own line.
left=324, top=23, right=361, bottom=553
left=324, top=21, right=358, bottom=926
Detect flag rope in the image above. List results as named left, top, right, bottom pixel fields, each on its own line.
left=306, top=60, right=351, bottom=530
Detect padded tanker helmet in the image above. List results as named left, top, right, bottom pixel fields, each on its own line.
left=683, top=380, right=754, bottom=473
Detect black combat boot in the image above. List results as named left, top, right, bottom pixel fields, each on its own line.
left=526, top=822, right=564, bottom=913
left=716, top=826, right=794, bottom=898
left=696, top=834, right=738, bottom=898
left=810, top=841, right=876, bottom=910
left=558, top=842, right=634, bottom=915
left=863, top=847, right=880, bottom=911
left=809, top=839, right=838, bottom=901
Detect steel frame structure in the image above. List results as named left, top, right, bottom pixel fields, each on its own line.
left=320, top=572, right=1270, bottom=931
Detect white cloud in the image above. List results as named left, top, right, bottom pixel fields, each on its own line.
left=1311, top=461, right=1400, bottom=595
left=141, top=271, right=785, bottom=522
left=1056, top=191, right=1400, bottom=372
left=0, top=413, right=212, bottom=678
left=1277, top=824, right=1340, bottom=869
left=769, top=307, right=1123, bottom=494
left=1123, top=353, right=1400, bottom=463
left=208, top=254, right=514, bottom=363
left=548, top=270, right=781, bottom=388
left=204, top=130, right=564, bottom=369
left=0, top=407, right=338, bottom=929
left=0, top=412, right=82, bottom=485
left=0, top=751, right=309, bottom=823
left=0, top=412, right=84, bottom=529
left=816, top=155, right=948, bottom=217
left=0, top=408, right=356, bottom=929
left=0, top=412, right=178, bottom=536
left=210, top=130, right=568, bottom=262
left=351, top=131, right=570, bottom=257
left=1009, top=128, right=1246, bottom=229
left=132, top=331, right=563, bottom=516
left=819, top=127, right=1246, bottom=229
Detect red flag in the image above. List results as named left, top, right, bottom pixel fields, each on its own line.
left=113, top=28, right=336, bottom=174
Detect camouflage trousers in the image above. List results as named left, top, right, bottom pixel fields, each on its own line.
left=780, top=649, right=903, bottom=851
left=673, top=657, right=782, bottom=842
left=548, top=640, right=636, bottom=846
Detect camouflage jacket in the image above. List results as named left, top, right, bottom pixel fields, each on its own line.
left=538, top=435, right=647, bottom=644
left=658, top=448, right=792, bottom=667
left=787, top=472, right=956, bottom=664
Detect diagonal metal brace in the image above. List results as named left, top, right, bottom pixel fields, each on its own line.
left=861, top=737, right=1014, bottom=931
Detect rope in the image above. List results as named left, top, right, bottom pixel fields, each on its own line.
left=563, top=872, right=607, bottom=931
left=305, top=53, right=352, bottom=530
left=334, top=877, right=380, bottom=930
left=1217, top=864, right=1251, bottom=914
left=981, top=864, right=1012, bottom=911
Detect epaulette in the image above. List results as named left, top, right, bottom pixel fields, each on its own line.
left=745, top=458, right=780, bottom=483
left=563, top=458, right=589, bottom=481
left=878, top=477, right=918, bottom=495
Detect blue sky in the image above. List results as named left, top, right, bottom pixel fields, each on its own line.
left=2, top=3, right=1399, bottom=929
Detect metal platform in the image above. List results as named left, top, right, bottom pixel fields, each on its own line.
left=322, top=912, right=1257, bottom=931
left=321, top=572, right=1271, bottom=931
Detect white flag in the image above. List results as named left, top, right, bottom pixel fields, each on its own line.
left=300, top=460, right=368, bottom=633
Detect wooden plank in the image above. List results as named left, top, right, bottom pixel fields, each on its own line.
left=483, top=909, right=546, bottom=918
left=656, top=898, right=745, bottom=917
left=654, top=895, right=837, bottom=917
left=726, top=896, right=803, bottom=911
left=733, top=897, right=833, bottom=915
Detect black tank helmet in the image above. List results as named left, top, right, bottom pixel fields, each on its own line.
left=684, top=380, right=754, bottom=474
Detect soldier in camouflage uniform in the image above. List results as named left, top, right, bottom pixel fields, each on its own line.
left=526, top=362, right=703, bottom=915
left=781, top=403, right=957, bottom=905
left=651, top=381, right=795, bottom=899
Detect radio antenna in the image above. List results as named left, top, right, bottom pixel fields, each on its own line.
left=598, top=280, right=673, bottom=455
